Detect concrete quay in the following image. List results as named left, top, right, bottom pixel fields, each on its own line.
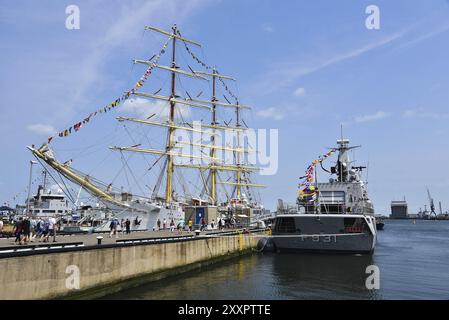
left=0, top=229, right=266, bottom=299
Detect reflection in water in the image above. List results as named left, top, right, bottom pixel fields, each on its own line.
left=103, top=220, right=449, bottom=300
left=104, top=252, right=379, bottom=300
left=270, top=253, right=380, bottom=299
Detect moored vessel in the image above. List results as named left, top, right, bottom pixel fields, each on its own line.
left=272, top=136, right=377, bottom=254
left=26, top=25, right=264, bottom=232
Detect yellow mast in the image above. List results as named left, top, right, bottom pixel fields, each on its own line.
left=166, top=25, right=177, bottom=203
left=236, top=101, right=242, bottom=198
left=210, top=67, right=217, bottom=205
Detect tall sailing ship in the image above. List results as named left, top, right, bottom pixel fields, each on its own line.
left=28, top=25, right=264, bottom=231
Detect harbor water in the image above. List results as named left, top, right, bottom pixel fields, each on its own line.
left=103, top=220, right=449, bottom=300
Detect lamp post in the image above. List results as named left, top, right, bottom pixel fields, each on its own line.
left=26, top=160, right=37, bottom=217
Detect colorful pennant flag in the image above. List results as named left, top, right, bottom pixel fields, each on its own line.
left=298, top=149, right=337, bottom=201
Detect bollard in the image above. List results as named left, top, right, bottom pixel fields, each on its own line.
left=194, top=230, right=201, bottom=236
left=96, top=236, right=103, bottom=245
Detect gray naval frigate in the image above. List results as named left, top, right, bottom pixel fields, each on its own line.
left=272, top=137, right=377, bottom=254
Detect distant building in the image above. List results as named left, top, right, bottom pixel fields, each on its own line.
left=390, top=200, right=408, bottom=219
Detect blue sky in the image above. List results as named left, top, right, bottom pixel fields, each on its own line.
left=1, top=0, right=449, bottom=214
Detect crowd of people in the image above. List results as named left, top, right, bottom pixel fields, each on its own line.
left=0, top=214, right=241, bottom=244
left=156, top=218, right=182, bottom=233
left=11, top=216, right=57, bottom=245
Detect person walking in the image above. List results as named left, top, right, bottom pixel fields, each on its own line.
left=169, top=219, right=175, bottom=232
left=157, top=218, right=161, bottom=231
left=163, top=218, right=167, bottom=231
left=109, top=219, right=116, bottom=238
left=200, top=217, right=206, bottom=231
left=42, top=219, right=50, bottom=243
left=125, top=219, right=131, bottom=235
left=30, top=219, right=37, bottom=242
left=188, top=219, right=193, bottom=232
left=48, top=216, right=57, bottom=242
left=22, top=217, right=31, bottom=244
left=112, top=219, right=119, bottom=238
left=211, top=219, right=215, bottom=230
left=13, top=218, right=23, bottom=244
left=35, top=219, right=43, bottom=239
left=0, top=219, right=3, bottom=236
left=120, top=219, right=125, bottom=234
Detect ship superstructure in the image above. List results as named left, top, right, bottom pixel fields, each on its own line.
left=272, top=136, right=377, bottom=253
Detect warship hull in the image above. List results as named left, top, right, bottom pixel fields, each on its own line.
left=271, top=214, right=377, bottom=254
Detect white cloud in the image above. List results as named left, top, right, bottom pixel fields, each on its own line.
left=26, top=124, right=56, bottom=136
left=2, top=0, right=211, bottom=132
left=293, top=87, right=306, bottom=97
left=121, top=97, right=190, bottom=121
left=393, top=22, right=449, bottom=52
left=256, top=107, right=284, bottom=120
left=253, top=32, right=406, bottom=95
left=354, top=111, right=391, bottom=123
left=67, top=0, right=210, bottom=114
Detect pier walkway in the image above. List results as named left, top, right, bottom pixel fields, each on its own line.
left=0, top=230, right=197, bottom=248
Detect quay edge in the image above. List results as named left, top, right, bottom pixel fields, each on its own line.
left=0, top=232, right=264, bottom=300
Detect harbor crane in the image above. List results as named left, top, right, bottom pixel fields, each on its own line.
left=427, top=188, right=437, bottom=217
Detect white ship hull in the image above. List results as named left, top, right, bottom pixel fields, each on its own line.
left=95, top=201, right=184, bottom=232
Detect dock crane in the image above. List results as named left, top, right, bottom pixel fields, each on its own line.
left=427, top=188, right=437, bottom=217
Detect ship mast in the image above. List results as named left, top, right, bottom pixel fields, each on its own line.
left=235, top=101, right=242, bottom=199
left=210, top=68, right=218, bottom=204
left=166, top=25, right=177, bottom=203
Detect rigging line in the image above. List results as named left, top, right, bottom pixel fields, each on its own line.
left=57, top=127, right=120, bottom=154
left=177, top=29, right=239, bottom=104
left=152, top=157, right=167, bottom=198
left=119, top=150, right=146, bottom=196
left=121, top=123, right=154, bottom=171
left=216, top=171, right=231, bottom=203
left=119, top=151, right=132, bottom=192
left=178, top=32, right=239, bottom=103
left=147, top=153, right=165, bottom=172
left=87, top=150, right=114, bottom=176
left=199, top=170, right=210, bottom=200
left=119, top=136, right=161, bottom=196
left=142, top=122, right=167, bottom=175
left=188, top=172, right=206, bottom=196
left=64, top=125, right=125, bottom=161
left=32, top=156, right=76, bottom=205
left=173, top=169, right=189, bottom=200
left=54, top=166, right=76, bottom=204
